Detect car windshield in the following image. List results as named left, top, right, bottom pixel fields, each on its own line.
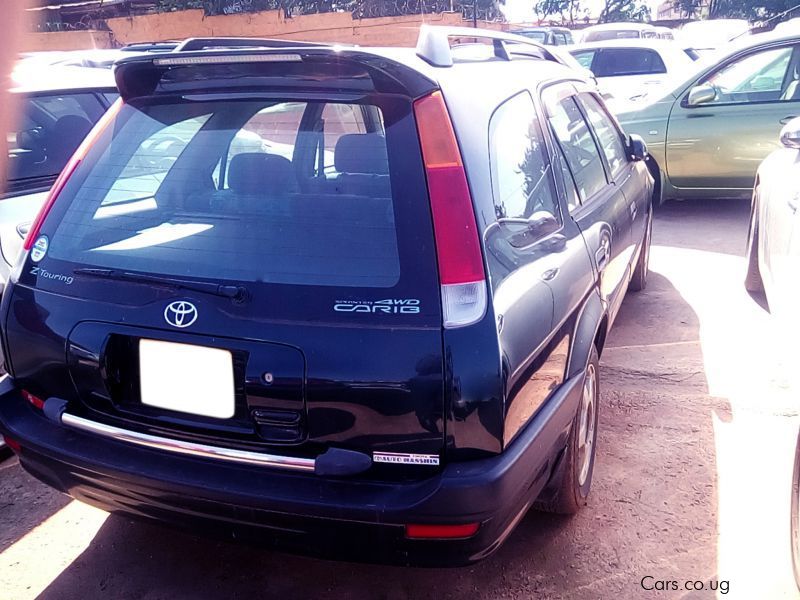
left=518, top=31, right=548, bottom=43
left=6, top=92, right=105, bottom=183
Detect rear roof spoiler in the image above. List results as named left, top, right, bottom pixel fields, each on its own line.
left=415, top=25, right=565, bottom=68
left=173, top=37, right=333, bottom=52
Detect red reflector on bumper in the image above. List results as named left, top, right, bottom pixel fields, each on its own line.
left=405, top=523, right=480, bottom=539
left=21, top=390, right=45, bottom=410
left=3, top=436, right=21, bottom=453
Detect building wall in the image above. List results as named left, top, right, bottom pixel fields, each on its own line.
left=20, top=29, right=114, bottom=52
left=107, top=9, right=504, bottom=46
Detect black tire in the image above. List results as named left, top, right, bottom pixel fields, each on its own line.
left=791, top=429, right=800, bottom=592
left=629, top=212, right=652, bottom=292
left=535, top=346, right=600, bottom=515
left=745, top=189, right=764, bottom=293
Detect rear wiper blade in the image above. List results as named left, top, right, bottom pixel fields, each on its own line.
left=74, top=268, right=250, bottom=302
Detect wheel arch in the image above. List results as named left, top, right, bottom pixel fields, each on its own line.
left=566, top=290, right=607, bottom=380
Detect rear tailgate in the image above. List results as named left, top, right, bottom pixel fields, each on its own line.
left=3, top=51, right=447, bottom=472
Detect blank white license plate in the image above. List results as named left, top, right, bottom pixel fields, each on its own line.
left=139, top=339, right=235, bottom=419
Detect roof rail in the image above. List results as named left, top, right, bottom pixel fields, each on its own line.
left=415, top=25, right=562, bottom=68
left=174, top=37, right=332, bottom=52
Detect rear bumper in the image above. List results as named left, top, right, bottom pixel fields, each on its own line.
left=0, top=372, right=582, bottom=566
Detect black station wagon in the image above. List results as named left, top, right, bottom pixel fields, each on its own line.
left=0, top=27, right=653, bottom=565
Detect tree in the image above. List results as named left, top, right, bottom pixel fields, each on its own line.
left=597, top=0, right=650, bottom=22
left=534, top=0, right=583, bottom=24
left=709, top=0, right=800, bottom=21
left=669, top=0, right=705, bottom=19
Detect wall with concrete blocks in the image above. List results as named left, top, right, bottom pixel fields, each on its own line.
left=21, top=30, right=115, bottom=52
left=21, top=9, right=505, bottom=52
left=107, top=9, right=493, bottom=46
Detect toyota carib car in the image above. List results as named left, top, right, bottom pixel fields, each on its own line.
left=0, top=28, right=653, bottom=565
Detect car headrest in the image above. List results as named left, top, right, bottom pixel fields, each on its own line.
left=228, top=152, right=297, bottom=195
left=334, top=134, right=389, bottom=175
left=48, top=115, right=94, bottom=159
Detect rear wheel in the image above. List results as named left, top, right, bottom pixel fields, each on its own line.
left=629, top=212, right=652, bottom=292
left=535, top=346, right=600, bottom=515
left=745, top=190, right=764, bottom=293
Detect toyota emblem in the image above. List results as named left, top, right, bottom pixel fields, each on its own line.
left=164, top=301, right=198, bottom=328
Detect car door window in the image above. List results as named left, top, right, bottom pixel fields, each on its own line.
left=578, top=93, right=628, bottom=178
left=544, top=92, right=608, bottom=203
left=592, top=48, right=667, bottom=77
left=489, top=91, right=560, bottom=226
left=6, top=92, right=105, bottom=183
left=553, top=33, right=568, bottom=45
left=699, top=46, right=796, bottom=104
left=572, top=50, right=596, bottom=70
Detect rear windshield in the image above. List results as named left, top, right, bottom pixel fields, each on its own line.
left=37, top=95, right=438, bottom=326
left=584, top=30, right=641, bottom=42
left=46, top=98, right=422, bottom=289
left=592, top=49, right=667, bottom=77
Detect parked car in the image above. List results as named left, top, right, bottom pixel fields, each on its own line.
left=570, top=39, right=699, bottom=104
left=0, top=27, right=653, bottom=565
left=3, top=65, right=118, bottom=285
left=616, top=30, right=800, bottom=205
left=581, top=22, right=659, bottom=43
left=514, top=26, right=574, bottom=46
left=654, top=26, right=675, bottom=41
left=678, top=19, right=750, bottom=56
left=792, top=427, right=800, bottom=591
left=744, top=116, right=800, bottom=322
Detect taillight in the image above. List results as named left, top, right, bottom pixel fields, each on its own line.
left=24, top=98, right=123, bottom=251
left=22, top=390, right=45, bottom=410
left=414, top=91, right=487, bottom=328
left=404, top=522, right=480, bottom=539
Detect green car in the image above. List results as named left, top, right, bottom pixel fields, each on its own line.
left=617, top=30, right=800, bottom=203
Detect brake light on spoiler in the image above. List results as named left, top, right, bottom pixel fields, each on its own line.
left=23, top=99, right=123, bottom=251
left=414, top=91, right=487, bottom=328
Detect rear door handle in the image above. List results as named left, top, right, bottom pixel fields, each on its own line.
left=595, top=246, right=609, bottom=270
left=789, top=194, right=799, bottom=213
left=629, top=201, right=637, bottom=221
left=781, top=115, right=798, bottom=125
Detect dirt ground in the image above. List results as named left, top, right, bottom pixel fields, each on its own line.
left=1, top=198, right=798, bottom=600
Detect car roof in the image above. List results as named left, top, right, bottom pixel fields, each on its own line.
left=583, top=22, right=656, bottom=32
left=11, top=64, right=117, bottom=94
left=571, top=39, right=689, bottom=51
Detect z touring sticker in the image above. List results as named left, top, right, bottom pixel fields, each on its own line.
left=29, top=266, right=73, bottom=285
left=334, top=299, right=420, bottom=314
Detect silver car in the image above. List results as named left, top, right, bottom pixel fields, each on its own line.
left=3, top=65, right=117, bottom=286
left=745, top=114, right=800, bottom=330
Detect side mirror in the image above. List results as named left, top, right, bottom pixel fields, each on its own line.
left=780, top=116, right=800, bottom=149
left=527, top=210, right=560, bottom=238
left=628, top=134, right=648, bottom=161
left=687, top=83, right=716, bottom=107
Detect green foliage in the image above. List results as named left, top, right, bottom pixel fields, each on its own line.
left=709, top=0, right=800, bottom=21
left=534, top=0, right=584, bottom=23
left=598, top=0, right=650, bottom=22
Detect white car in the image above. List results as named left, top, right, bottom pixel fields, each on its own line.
left=580, top=22, right=659, bottom=43
left=678, top=19, right=750, bottom=56
left=570, top=39, right=699, bottom=104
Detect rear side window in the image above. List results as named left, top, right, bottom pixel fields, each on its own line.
left=6, top=92, right=105, bottom=183
left=545, top=94, right=607, bottom=203
left=45, top=99, right=426, bottom=293
left=592, top=49, right=667, bottom=77
left=577, top=93, right=628, bottom=178
left=489, top=92, right=559, bottom=222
